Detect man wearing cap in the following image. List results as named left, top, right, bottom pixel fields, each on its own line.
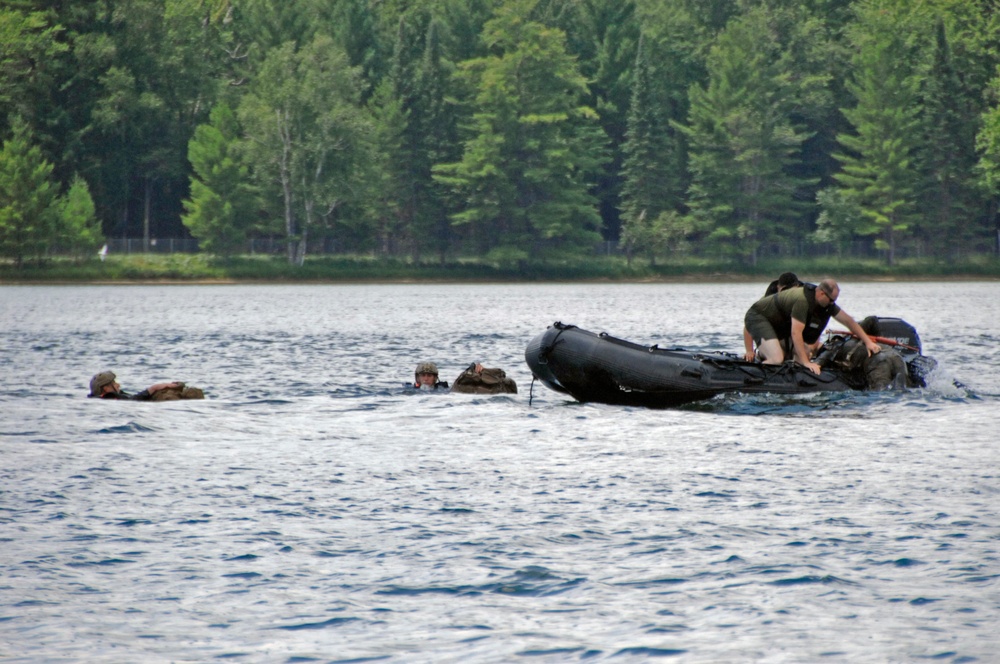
left=410, top=362, right=450, bottom=390
left=763, top=271, right=802, bottom=297
left=88, top=371, right=183, bottom=400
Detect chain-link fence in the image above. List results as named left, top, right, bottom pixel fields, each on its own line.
left=101, top=238, right=339, bottom=256
left=89, top=236, right=997, bottom=261
left=103, top=238, right=201, bottom=254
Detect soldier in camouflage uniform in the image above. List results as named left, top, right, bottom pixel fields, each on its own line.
left=411, top=362, right=449, bottom=390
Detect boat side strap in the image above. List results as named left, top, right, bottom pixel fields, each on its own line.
left=705, top=359, right=845, bottom=387
left=696, top=356, right=740, bottom=371
left=538, top=325, right=570, bottom=365
left=763, top=362, right=846, bottom=386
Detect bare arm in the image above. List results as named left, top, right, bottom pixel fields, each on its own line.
left=833, top=311, right=880, bottom=356
left=791, top=319, right=822, bottom=374
left=147, top=381, right=183, bottom=394
left=743, top=327, right=755, bottom=362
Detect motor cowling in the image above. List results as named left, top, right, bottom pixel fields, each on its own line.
left=859, top=316, right=922, bottom=355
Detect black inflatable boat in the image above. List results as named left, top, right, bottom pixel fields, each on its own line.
left=525, top=317, right=936, bottom=408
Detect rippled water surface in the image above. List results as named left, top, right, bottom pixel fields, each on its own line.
left=2, top=282, right=999, bottom=663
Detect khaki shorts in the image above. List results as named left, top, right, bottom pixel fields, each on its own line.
left=745, top=309, right=782, bottom=345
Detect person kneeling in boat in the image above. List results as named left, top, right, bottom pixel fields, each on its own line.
left=741, top=272, right=803, bottom=355
left=743, top=278, right=880, bottom=375
left=763, top=271, right=801, bottom=297
left=88, top=370, right=203, bottom=401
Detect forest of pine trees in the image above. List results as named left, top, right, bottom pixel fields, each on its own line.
left=3, top=0, right=1000, bottom=267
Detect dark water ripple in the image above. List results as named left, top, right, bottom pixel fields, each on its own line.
left=1, top=282, right=998, bottom=663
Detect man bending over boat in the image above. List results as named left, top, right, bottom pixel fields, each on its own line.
left=743, top=279, right=880, bottom=375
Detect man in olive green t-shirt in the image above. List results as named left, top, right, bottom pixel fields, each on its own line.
left=743, top=278, right=880, bottom=375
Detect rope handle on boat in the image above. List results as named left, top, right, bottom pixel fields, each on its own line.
left=827, top=329, right=919, bottom=352
left=538, top=322, right=572, bottom=364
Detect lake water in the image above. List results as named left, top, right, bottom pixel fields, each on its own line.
left=1, top=281, right=998, bottom=663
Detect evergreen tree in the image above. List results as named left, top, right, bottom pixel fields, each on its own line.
left=383, top=15, right=422, bottom=257
left=834, top=0, right=923, bottom=266
left=367, top=74, right=410, bottom=256
left=236, top=0, right=317, bottom=61
left=918, top=18, right=986, bottom=258
left=0, top=6, right=67, bottom=130
left=767, top=4, right=842, bottom=238
left=976, top=70, right=1000, bottom=254
left=549, top=0, right=640, bottom=242
left=0, top=117, right=58, bottom=266
left=182, top=103, right=256, bottom=258
left=633, top=0, right=737, bottom=92
left=317, top=0, right=386, bottom=95
left=619, top=34, right=683, bottom=264
left=56, top=174, right=102, bottom=261
left=434, top=0, right=606, bottom=260
left=680, top=7, right=814, bottom=265
left=411, top=17, right=460, bottom=261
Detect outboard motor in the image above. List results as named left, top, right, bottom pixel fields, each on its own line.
left=859, top=316, right=921, bottom=355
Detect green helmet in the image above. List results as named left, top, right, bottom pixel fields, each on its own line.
left=89, top=370, right=116, bottom=397
left=415, top=361, right=439, bottom=378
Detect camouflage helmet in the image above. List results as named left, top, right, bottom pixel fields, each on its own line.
left=90, top=370, right=117, bottom=397
left=414, top=361, right=439, bottom=378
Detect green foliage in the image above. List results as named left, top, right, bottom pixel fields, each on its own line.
left=0, top=7, right=67, bottom=124
left=0, top=117, right=58, bottom=266
left=367, top=76, right=410, bottom=257
left=977, top=71, right=1000, bottom=195
left=813, top=186, right=862, bottom=255
left=435, top=0, right=606, bottom=257
left=620, top=34, right=683, bottom=263
left=681, top=6, right=817, bottom=265
left=4, top=0, right=1000, bottom=270
left=410, top=18, right=461, bottom=261
left=182, top=104, right=256, bottom=258
left=366, top=14, right=459, bottom=261
left=621, top=208, right=700, bottom=266
left=835, top=0, right=924, bottom=266
left=551, top=0, right=640, bottom=241
left=8, top=250, right=997, bottom=284
left=917, top=16, right=985, bottom=257
left=238, top=35, right=373, bottom=265
left=57, top=174, right=102, bottom=260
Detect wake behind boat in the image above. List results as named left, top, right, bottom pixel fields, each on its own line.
left=524, top=317, right=936, bottom=408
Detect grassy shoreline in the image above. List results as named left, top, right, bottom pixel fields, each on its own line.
left=2, top=253, right=1000, bottom=284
